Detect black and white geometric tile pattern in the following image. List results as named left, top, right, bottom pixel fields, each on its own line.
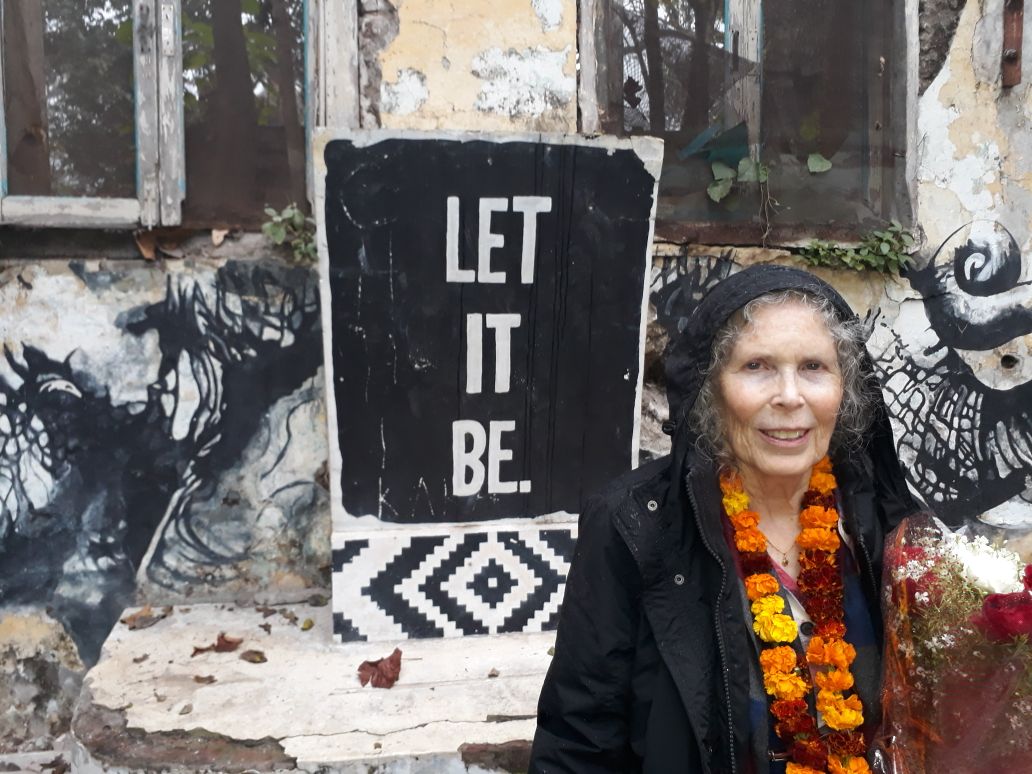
left=331, top=524, right=577, bottom=642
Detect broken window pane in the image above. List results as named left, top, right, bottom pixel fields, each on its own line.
left=603, top=0, right=900, bottom=233
left=2, top=0, right=136, bottom=198
left=181, top=0, right=307, bottom=228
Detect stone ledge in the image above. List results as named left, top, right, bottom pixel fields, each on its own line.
left=69, top=603, right=551, bottom=772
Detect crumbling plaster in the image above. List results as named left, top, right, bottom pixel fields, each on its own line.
left=372, top=0, right=577, bottom=132
left=916, top=0, right=1032, bottom=252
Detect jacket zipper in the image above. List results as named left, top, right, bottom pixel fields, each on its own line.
left=685, top=475, right=737, bottom=774
left=853, top=522, right=879, bottom=605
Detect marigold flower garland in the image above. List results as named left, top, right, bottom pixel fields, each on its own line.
left=720, top=457, right=869, bottom=774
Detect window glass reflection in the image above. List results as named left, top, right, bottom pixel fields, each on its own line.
left=3, top=0, right=135, bottom=198
left=182, top=0, right=306, bottom=227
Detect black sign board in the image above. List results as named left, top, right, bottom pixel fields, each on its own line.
left=320, top=133, right=661, bottom=524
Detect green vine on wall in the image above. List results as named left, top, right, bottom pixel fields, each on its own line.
left=798, top=221, right=916, bottom=275
left=262, top=203, right=317, bottom=264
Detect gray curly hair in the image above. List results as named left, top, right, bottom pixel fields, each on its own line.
left=688, top=289, right=877, bottom=468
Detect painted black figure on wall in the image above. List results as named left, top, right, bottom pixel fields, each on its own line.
left=0, top=260, right=323, bottom=663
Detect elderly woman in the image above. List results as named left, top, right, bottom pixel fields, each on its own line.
left=530, top=265, right=920, bottom=773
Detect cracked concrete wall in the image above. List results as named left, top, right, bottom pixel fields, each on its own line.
left=363, top=0, right=577, bottom=132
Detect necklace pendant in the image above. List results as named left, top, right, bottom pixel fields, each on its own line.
left=781, top=556, right=789, bottom=566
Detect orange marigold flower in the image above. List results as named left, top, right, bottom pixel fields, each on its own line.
left=809, top=469, right=837, bottom=494
left=799, top=505, right=838, bottom=529
left=759, top=645, right=798, bottom=674
left=745, top=573, right=780, bottom=601
left=828, top=755, right=872, bottom=774
left=764, top=670, right=808, bottom=701
left=806, top=637, right=857, bottom=670
left=813, top=456, right=833, bottom=473
left=735, top=527, right=767, bottom=553
left=729, top=508, right=760, bottom=530
left=815, top=668, right=855, bottom=692
left=751, top=594, right=785, bottom=617
left=786, top=764, right=824, bottom=774
left=754, top=612, right=797, bottom=643
left=817, top=691, right=864, bottom=731
left=719, top=470, right=743, bottom=494
left=797, top=527, right=840, bottom=553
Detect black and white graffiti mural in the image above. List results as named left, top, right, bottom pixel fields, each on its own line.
left=870, top=220, right=1032, bottom=526
left=649, top=229, right=1032, bottom=528
left=0, top=259, right=324, bottom=663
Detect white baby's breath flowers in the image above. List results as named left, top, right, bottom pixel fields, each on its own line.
left=941, top=532, right=1024, bottom=595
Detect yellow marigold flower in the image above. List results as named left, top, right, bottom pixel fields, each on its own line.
left=722, top=489, right=750, bottom=516
left=744, top=573, right=780, bottom=601
left=735, top=527, right=766, bottom=553
left=815, top=668, right=855, bottom=692
left=806, top=636, right=858, bottom=669
left=799, top=505, right=837, bottom=529
left=729, top=508, right=760, bottom=530
left=787, top=764, right=825, bottom=774
left=759, top=645, right=798, bottom=675
left=751, top=594, right=785, bottom=617
left=810, top=469, right=837, bottom=494
left=797, top=527, right=840, bottom=553
left=763, top=670, right=808, bottom=701
left=754, top=612, right=797, bottom=643
left=828, top=756, right=871, bottom=774
left=817, top=691, right=864, bottom=731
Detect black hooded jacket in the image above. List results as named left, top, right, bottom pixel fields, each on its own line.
left=530, top=265, right=920, bottom=773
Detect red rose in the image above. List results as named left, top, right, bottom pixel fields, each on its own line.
left=1023, top=564, right=1032, bottom=592
left=972, top=590, right=1032, bottom=641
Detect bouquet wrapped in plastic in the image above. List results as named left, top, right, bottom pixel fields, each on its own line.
left=874, top=514, right=1032, bottom=773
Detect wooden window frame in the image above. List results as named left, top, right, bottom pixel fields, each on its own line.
left=0, top=0, right=356, bottom=230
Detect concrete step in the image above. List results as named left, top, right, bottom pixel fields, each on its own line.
left=71, top=603, right=553, bottom=772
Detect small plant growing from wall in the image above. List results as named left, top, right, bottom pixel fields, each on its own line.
left=262, top=203, right=316, bottom=263
left=799, top=221, right=916, bottom=275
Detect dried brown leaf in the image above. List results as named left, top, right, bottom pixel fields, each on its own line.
left=487, top=668, right=500, bottom=678
left=214, top=632, right=243, bottom=652
left=120, top=605, right=172, bottom=631
left=132, top=653, right=150, bottom=664
left=178, top=702, right=193, bottom=715
left=357, top=647, right=403, bottom=689
left=308, top=593, right=329, bottom=607
left=239, top=649, right=267, bottom=664
left=133, top=230, right=158, bottom=260
left=255, top=605, right=277, bottom=618
left=40, top=756, right=69, bottom=774
left=192, top=632, right=243, bottom=656
left=280, top=609, right=298, bottom=625
left=259, top=622, right=272, bottom=634
left=193, top=674, right=217, bottom=684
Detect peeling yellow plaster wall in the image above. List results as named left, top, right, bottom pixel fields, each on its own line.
left=917, top=0, right=1032, bottom=252
left=377, top=0, right=577, bottom=132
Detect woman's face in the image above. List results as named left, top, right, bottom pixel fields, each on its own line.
left=718, top=301, right=844, bottom=488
